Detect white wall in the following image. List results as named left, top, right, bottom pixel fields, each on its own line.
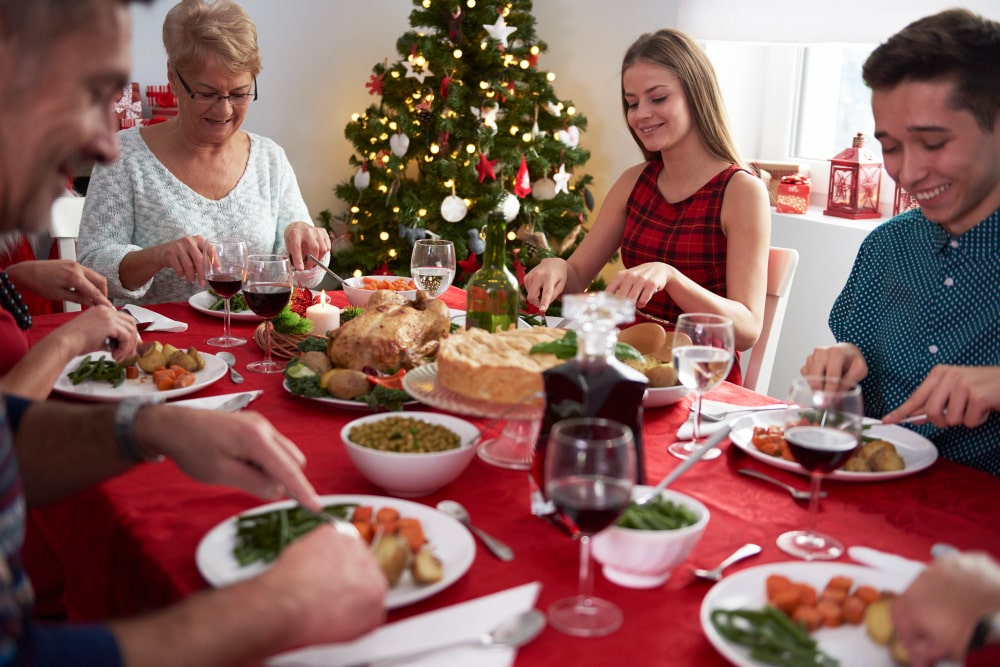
left=126, top=1, right=998, bottom=398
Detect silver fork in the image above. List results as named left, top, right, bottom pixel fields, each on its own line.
left=698, top=404, right=788, bottom=422
left=738, top=468, right=824, bottom=501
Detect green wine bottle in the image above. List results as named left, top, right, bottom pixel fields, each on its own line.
left=465, top=212, right=519, bottom=332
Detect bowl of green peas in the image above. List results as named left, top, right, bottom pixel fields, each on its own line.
left=591, top=486, right=709, bottom=589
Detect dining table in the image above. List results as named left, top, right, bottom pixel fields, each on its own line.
left=23, top=286, right=1000, bottom=666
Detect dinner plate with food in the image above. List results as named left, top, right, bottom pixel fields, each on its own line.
left=52, top=346, right=226, bottom=402
left=195, top=494, right=476, bottom=609
left=728, top=412, right=938, bottom=481
left=188, top=290, right=262, bottom=321
left=701, top=561, right=913, bottom=667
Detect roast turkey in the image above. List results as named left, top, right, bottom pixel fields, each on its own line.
left=326, top=290, right=451, bottom=372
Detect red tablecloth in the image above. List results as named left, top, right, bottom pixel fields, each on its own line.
left=24, top=288, right=1000, bottom=665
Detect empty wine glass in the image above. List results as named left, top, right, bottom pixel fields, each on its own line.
left=668, top=313, right=735, bottom=461
left=776, top=376, right=863, bottom=560
left=203, top=239, right=247, bottom=347
left=410, top=239, right=456, bottom=298
left=243, top=254, right=293, bottom=374
left=545, top=417, right=636, bottom=637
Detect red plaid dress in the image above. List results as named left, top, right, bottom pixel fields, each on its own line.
left=621, top=161, right=745, bottom=385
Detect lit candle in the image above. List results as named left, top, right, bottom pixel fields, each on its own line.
left=305, top=290, right=340, bottom=335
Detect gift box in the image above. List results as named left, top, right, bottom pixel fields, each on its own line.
left=751, top=160, right=810, bottom=205
left=775, top=174, right=811, bottom=214
left=146, top=85, right=177, bottom=109
left=113, top=82, right=141, bottom=130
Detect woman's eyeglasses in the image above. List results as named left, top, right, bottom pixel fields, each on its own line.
left=175, top=69, right=257, bottom=107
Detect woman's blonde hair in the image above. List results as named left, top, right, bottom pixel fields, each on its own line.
left=621, top=29, right=745, bottom=168
left=162, top=0, right=261, bottom=76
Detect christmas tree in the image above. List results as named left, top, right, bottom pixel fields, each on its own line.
left=322, top=0, right=595, bottom=292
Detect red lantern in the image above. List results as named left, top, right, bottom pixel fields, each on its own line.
left=824, top=132, right=883, bottom=220
left=893, top=182, right=920, bottom=216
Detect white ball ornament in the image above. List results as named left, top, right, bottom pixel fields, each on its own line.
left=440, top=195, right=468, bottom=223
left=499, top=192, right=521, bottom=222
left=353, top=168, right=370, bottom=191
left=389, top=132, right=410, bottom=157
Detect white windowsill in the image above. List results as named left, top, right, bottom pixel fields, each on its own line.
left=771, top=204, right=884, bottom=234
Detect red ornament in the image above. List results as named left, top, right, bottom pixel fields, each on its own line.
left=289, top=287, right=314, bottom=317
left=365, top=73, right=384, bottom=96
left=373, top=263, right=393, bottom=276
left=440, top=76, right=451, bottom=99
left=514, top=154, right=532, bottom=198
left=475, top=152, right=498, bottom=183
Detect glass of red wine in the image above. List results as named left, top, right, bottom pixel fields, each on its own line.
left=544, top=417, right=636, bottom=637
left=775, top=376, right=864, bottom=560
left=242, top=254, right=293, bottom=374
left=203, top=239, right=247, bottom=347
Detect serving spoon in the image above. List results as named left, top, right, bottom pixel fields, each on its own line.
left=339, top=609, right=546, bottom=667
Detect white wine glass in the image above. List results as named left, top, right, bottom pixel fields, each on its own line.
left=545, top=417, right=636, bottom=637
left=202, top=239, right=247, bottom=347
left=243, top=254, right=293, bottom=374
left=776, top=376, right=863, bottom=560
left=668, top=313, right=735, bottom=461
left=410, top=239, right=456, bottom=299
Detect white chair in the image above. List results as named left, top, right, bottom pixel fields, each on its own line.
left=49, top=194, right=86, bottom=312
left=741, top=246, right=799, bottom=396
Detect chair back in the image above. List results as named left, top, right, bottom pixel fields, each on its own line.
left=741, top=246, right=799, bottom=396
left=49, top=195, right=85, bottom=312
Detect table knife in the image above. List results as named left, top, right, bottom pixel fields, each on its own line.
left=215, top=391, right=261, bottom=412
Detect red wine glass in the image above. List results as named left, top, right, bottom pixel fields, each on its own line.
left=243, top=254, right=292, bottom=374
left=775, top=376, right=864, bottom=560
left=203, top=239, right=247, bottom=347
left=544, top=417, right=636, bottom=636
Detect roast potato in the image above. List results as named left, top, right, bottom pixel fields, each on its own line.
left=322, top=368, right=371, bottom=399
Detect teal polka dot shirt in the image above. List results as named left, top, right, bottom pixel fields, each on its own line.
left=830, top=206, right=1000, bottom=476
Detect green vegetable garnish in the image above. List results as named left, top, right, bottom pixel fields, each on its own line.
left=340, top=306, right=364, bottom=323
left=209, top=291, right=247, bottom=312
left=234, top=503, right=357, bottom=566
left=710, top=606, right=839, bottom=667
left=616, top=497, right=698, bottom=530
left=529, top=330, right=643, bottom=362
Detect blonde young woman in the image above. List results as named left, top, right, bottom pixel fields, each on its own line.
left=78, top=0, right=330, bottom=305
left=523, top=29, right=770, bottom=383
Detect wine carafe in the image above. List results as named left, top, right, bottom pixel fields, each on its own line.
left=530, top=292, right=649, bottom=516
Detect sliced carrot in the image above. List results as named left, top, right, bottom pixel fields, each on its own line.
left=766, top=574, right=793, bottom=600
left=854, top=585, right=881, bottom=604
left=366, top=369, right=406, bottom=390
left=820, top=586, right=848, bottom=604
left=172, top=371, right=196, bottom=388
left=826, top=575, right=854, bottom=591
left=792, top=605, right=823, bottom=632
left=842, top=596, right=866, bottom=624
left=794, top=582, right=818, bottom=607
left=816, top=599, right=843, bottom=627
left=771, top=587, right=802, bottom=615
left=352, top=521, right=376, bottom=544
left=397, top=517, right=426, bottom=552
left=375, top=507, right=401, bottom=524
left=352, top=506, right=373, bottom=523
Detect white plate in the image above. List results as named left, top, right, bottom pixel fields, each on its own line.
left=281, top=379, right=418, bottom=411
left=701, top=561, right=910, bottom=667
left=188, top=290, right=262, bottom=321
left=53, top=350, right=227, bottom=402
left=729, top=412, right=938, bottom=481
left=643, top=385, right=690, bottom=408
left=195, top=494, right=476, bottom=610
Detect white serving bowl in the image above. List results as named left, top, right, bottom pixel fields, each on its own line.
left=340, top=411, right=479, bottom=497
left=591, top=486, right=710, bottom=589
left=342, top=276, right=418, bottom=307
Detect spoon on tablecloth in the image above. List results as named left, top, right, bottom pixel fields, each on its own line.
left=437, top=500, right=514, bottom=561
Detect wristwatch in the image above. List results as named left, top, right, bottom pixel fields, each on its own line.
left=970, top=610, right=1000, bottom=651
left=114, top=397, right=164, bottom=463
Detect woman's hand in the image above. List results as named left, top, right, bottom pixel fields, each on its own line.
left=284, top=222, right=331, bottom=272
left=5, top=259, right=110, bottom=307
left=149, top=235, right=208, bottom=284
left=523, top=257, right=568, bottom=313
left=605, top=262, right=674, bottom=309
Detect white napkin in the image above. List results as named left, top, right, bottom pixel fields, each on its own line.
left=848, top=546, right=927, bottom=587
left=268, top=582, right=542, bottom=667
left=122, top=304, right=188, bottom=333
left=675, top=418, right=730, bottom=441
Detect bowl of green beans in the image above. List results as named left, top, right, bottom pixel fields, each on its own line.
left=591, top=486, right=709, bottom=589
left=340, top=411, right=479, bottom=497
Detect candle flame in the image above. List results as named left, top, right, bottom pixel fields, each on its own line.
left=319, top=289, right=329, bottom=306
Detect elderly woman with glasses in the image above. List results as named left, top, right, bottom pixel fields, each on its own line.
left=78, top=0, right=330, bottom=305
